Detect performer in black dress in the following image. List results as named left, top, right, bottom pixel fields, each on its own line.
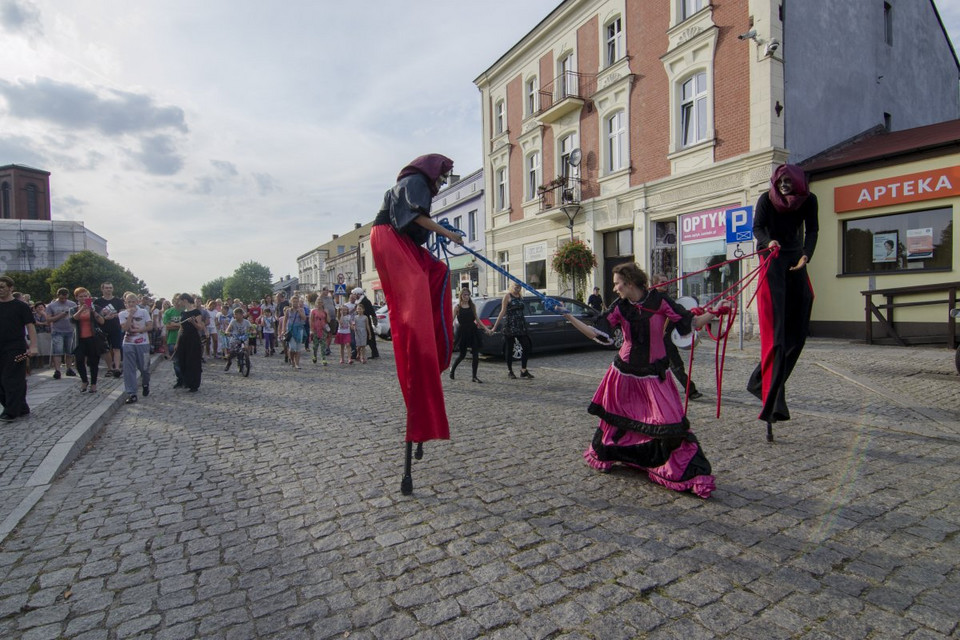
left=492, top=282, right=534, bottom=379
left=747, top=164, right=819, bottom=441
left=450, top=288, right=492, bottom=383
left=175, top=294, right=205, bottom=392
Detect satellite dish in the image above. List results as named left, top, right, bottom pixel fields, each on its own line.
left=568, top=148, right=582, bottom=167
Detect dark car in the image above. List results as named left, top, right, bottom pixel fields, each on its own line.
left=474, top=295, right=623, bottom=359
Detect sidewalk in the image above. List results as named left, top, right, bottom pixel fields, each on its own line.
left=0, top=355, right=163, bottom=543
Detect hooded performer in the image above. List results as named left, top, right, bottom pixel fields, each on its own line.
left=747, top=164, right=819, bottom=441
left=371, top=154, right=464, bottom=494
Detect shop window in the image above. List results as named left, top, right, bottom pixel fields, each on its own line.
left=842, top=207, right=952, bottom=275
left=525, top=259, right=546, bottom=290
left=680, top=239, right=740, bottom=303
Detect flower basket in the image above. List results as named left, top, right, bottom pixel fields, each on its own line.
left=551, top=240, right=597, bottom=301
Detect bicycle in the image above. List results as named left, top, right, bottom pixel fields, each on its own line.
left=228, top=337, right=251, bottom=377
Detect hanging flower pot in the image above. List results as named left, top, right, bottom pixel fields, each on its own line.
left=551, top=240, right=597, bottom=301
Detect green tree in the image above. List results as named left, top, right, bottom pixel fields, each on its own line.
left=201, top=276, right=227, bottom=301
left=48, top=251, right=150, bottom=298
left=1, top=268, right=55, bottom=303
left=223, top=261, right=272, bottom=302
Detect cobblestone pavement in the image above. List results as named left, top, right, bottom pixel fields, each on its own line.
left=0, top=338, right=957, bottom=639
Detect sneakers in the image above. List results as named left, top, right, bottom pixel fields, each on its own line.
left=224, top=360, right=231, bottom=371
left=53, top=370, right=61, bottom=380
left=65, top=368, right=77, bottom=377
left=689, top=390, right=703, bottom=400
left=312, top=355, right=317, bottom=363
left=124, top=395, right=138, bottom=404
left=507, top=371, right=518, bottom=379
left=520, top=370, right=535, bottom=379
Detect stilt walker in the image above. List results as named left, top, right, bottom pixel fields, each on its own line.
left=370, top=154, right=464, bottom=495
left=746, top=164, right=819, bottom=442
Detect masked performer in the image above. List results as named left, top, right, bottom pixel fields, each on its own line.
left=747, top=164, right=819, bottom=442
left=371, top=154, right=464, bottom=495
left=559, top=262, right=721, bottom=499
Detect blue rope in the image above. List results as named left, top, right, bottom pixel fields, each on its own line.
left=431, top=219, right=563, bottom=312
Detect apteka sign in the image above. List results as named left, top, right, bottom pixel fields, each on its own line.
left=834, top=166, right=960, bottom=212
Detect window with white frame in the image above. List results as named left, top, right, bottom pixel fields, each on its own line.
left=497, top=251, right=509, bottom=291
left=496, top=167, right=507, bottom=211
left=605, top=17, right=623, bottom=67
left=468, top=210, right=477, bottom=242
left=526, top=76, right=539, bottom=115
left=526, top=152, right=541, bottom=200
left=681, top=0, right=704, bottom=21
left=558, top=53, right=577, bottom=99
left=559, top=134, right=576, bottom=179
left=495, top=99, right=505, bottom=134
left=453, top=215, right=462, bottom=233
left=606, top=111, right=626, bottom=173
left=680, top=71, right=708, bottom=147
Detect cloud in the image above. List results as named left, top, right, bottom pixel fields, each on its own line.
left=0, top=134, right=47, bottom=167
left=211, top=159, right=238, bottom=176
left=125, top=135, right=183, bottom=175
left=0, top=77, right=187, bottom=136
left=252, top=172, right=278, bottom=196
left=0, top=0, right=41, bottom=36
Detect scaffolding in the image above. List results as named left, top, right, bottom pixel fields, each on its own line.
left=0, top=220, right=108, bottom=273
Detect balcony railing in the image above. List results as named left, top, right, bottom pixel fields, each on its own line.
left=537, top=175, right=583, bottom=211
left=537, top=71, right=596, bottom=122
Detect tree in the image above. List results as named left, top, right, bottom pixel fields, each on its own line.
left=48, top=251, right=150, bottom=298
left=223, top=261, right=272, bottom=302
left=1, top=268, right=55, bottom=303
left=201, top=277, right=226, bottom=301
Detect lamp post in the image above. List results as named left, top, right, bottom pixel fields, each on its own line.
left=560, top=201, right=581, bottom=241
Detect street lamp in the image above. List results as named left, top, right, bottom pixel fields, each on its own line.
left=560, top=201, right=581, bottom=241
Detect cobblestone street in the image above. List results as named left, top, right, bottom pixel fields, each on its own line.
left=0, top=338, right=957, bottom=639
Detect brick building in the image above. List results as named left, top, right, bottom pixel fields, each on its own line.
left=474, top=0, right=959, bottom=317
left=0, top=164, right=52, bottom=221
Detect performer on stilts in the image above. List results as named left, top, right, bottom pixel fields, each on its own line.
left=747, top=164, right=819, bottom=442
left=370, top=154, right=464, bottom=495
left=557, top=262, right=723, bottom=499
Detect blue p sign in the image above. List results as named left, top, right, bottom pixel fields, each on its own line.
left=725, top=206, right=754, bottom=244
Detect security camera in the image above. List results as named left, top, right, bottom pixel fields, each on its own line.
left=764, top=38, right=780, bottom=55
left=737, top=29, right=757, bottom=40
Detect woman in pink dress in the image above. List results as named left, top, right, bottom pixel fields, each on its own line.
left=559, top=262, right=721, bottom=498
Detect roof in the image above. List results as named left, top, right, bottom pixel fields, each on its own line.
left=801, top=119, right=960, bottom=175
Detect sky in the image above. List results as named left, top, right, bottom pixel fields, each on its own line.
left=1, top=0, right=958, bottom=299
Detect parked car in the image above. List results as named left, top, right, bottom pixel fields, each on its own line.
left=374, top=305, right=390, bottom=339
left=474, top=296, right=623, bottom=359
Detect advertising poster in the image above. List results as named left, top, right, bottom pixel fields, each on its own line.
left=906, top=228, right=934, bottom=260
left=872, top=232, right=898, bottom=263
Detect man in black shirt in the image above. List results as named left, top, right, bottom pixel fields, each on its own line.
left=587, top=287, right=604, bottom=311
left=0, top=276, right=38, bottom=422
left=95, top=282, right=125, bottom=377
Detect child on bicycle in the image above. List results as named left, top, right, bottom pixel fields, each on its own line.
left=224, top=308, right=251, bottom=372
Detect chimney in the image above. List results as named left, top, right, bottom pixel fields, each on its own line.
left=448, top=174, right=461, bottom=185
left=332, top=234, right=339, bottom=240
left=354, top=223, right=361, bottom=229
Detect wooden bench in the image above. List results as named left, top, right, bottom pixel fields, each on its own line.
left=861, top=281, right=959, bottom=348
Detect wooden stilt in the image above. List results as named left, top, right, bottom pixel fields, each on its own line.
left=766, top=421, right=774, bottom=443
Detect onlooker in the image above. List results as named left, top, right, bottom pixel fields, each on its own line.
left=492, top=281, right=534, bottom=380
left=309, top=298, right=329, bottom=365
left=47, top=287, right=78, bottom=379
left=119, top=292, right=153, bottom=404
left=353, top=287, right=380, bottom=359
left=260, top=307, right=277, bottom=356
left=587, top=287, right=604, bottom=312
left=320, top=287, right=337, bottom=356
left=163, top=294, right=182, bottom=362
left=0, top=275, right=38, bottom=422
left=31, top=302, right=51, bottom=370
left=95, top=282, right=125, bottom=377
left=71, top=287, right=106, bottom=394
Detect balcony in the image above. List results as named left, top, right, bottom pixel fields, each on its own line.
left=537, top=72, right=596, bottom=124
left=536, top=176, right=588, bottom=237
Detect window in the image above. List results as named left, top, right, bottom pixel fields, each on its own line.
left=495, top=100, right=505, bottom=134
left=842, top=207, right=952, bottom=274
left=884, top=2, right=893, bottom=45
left=605, top=17, right=623, bottom=66
left=526, top=152, right=541, bottom=200
left=606, top=111, right=626, bottom=173
left=558, top=53, right=577, bottom=99
left=559, top=134, right=576, bottom=179
left=496, top=167, right=507, bottom=211
left=453, top=215, right=462, bottom=233
left=0, top=182, right=9, bottom=219
left=525, top=259, right=546, bottom=290
left=468, top=210, right=477, bottom=242
left=681, top=0, right=704, bottom=21
left=526, top=76, right=539, bottom=115
left=680, top=71, right=708, bottom=147
left=497, top=251, right=509, bottom=291
left=26, top=184, right=38, bottom=220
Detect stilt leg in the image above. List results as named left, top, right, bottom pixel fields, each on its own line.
left=401, top=442, right=413, bottom=495
left=766, top=421, right=774, bottom=443
left=415, top=442, right=424, bottom=460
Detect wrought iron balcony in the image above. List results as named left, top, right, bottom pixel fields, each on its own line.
left=537, top=72, right=596, bottom=124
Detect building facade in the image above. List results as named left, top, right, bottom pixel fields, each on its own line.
left=0, top=165, right=52, bottom=221
left=0, top=220, right=108, bottom=272
left=474, top=0, right=959, bottom=329
left=427, top=169, right=489, bottom=297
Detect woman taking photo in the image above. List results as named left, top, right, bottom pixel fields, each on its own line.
left=492, top=282, right=533, bottom=380
left=71, top=287, right=106, bottom=393
left=450, top=288, right=492, bottom=383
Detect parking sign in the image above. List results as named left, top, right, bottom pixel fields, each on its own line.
left=725, top=206, right=754, bottom=244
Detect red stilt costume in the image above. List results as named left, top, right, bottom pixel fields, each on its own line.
left=371, top=154, right=456, bottom=493
left=747, top=164, right=819, bottom=439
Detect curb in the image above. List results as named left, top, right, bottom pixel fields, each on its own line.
left=0, top=354, right=165, bottom=544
